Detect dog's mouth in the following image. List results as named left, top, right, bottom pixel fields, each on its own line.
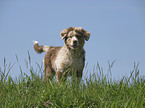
left=69, top=45, right=79, bottom=49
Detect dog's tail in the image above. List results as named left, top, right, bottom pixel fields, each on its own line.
left=33, top=41, right=50, bottom=53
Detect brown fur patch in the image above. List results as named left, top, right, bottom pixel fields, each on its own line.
left=34, top=43, right=44, bottom=53
left=43, top=47, right=62, bottom=80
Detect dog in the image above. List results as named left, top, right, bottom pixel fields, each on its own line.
left=33, top=27, right=90, bottom=84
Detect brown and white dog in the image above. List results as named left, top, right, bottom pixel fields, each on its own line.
left=33, top=27, right=90, bottom=84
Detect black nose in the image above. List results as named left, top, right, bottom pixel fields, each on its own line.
left=73, top=40, right=78, bottom=45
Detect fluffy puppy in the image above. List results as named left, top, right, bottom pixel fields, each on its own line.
left=33, top=27, right=90, bottom=83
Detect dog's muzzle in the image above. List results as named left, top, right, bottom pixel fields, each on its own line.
left=70, top=36, right=79, bottom=49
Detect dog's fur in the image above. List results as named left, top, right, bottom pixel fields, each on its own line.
left=33, top=27, right=90, bottom=83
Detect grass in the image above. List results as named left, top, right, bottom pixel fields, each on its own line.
left=0, top=54, right=145, bottom=108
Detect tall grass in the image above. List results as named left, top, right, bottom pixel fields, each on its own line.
left=0, top=53, right=144, bottom=107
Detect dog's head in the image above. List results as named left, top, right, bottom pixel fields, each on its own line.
left=60, top=27, right=90, bottom=50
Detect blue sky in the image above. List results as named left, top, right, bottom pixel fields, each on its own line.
left=0, top=0, right=145, bottom=80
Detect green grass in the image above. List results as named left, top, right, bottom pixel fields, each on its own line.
left=0, top=54, right=145, bottom=108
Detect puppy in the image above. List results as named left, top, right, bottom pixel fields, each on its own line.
left=33, top=27, right=90, bottom=84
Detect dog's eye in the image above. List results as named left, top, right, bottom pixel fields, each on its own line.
left=76, top=36, right=80, bottom=39
left=76, top=36, right=82, bottom=39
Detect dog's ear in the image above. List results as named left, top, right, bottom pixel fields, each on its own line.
left=74, top=27, right=90, bottom=41
left=60, top=27, right=75, bottom=40
left=60, top=30, right=67, bottom=40
left=83, top=30, right=90, bottom=41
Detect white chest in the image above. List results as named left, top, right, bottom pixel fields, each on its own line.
left=54, top=47, right=84, bottom=73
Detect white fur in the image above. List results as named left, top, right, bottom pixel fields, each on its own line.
left=43, top=46, right=50, bottom=52
left=54, top=46, right=84, bottom=74
left=33, top=40, right=38, bottom=44
left=71, top=36, right=79, bottom=46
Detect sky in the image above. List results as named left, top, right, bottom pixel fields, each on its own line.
left=0, top=0, right=145, bottom=81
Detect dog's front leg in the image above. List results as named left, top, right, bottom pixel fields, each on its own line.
left=56, top=71, right=63, bottom=84
left=75, top=70, right=83, bottom=84
left=77, top=72, right=83, bottom=84
left=56, top=71, right=67, bottom=84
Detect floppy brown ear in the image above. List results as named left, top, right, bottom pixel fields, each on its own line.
left=74, top=27, right=90, bottom=41
left=83, top=30, right=90, bottom=41
left=60, top=29, right=67, bottom=40
left=60, top=27, right=75, bottom=40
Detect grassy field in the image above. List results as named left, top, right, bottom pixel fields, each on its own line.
left=0, top=55, right=145, bottom=108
